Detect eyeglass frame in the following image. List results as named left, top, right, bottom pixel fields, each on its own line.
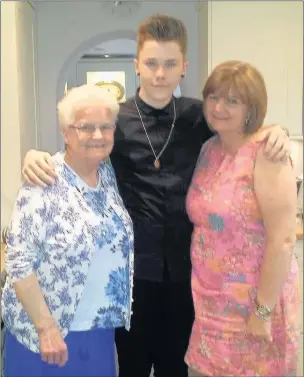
left=205, top=93, right=245, bottom=108
left=69, top=123, right=116, bottom=136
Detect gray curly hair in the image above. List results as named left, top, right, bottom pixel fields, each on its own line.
left=57, top=84, right=120, bottom=132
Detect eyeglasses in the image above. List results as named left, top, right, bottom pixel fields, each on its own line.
left=206, top=94, right=243, bottom=108
left=69, top=123, right=116, bottom=135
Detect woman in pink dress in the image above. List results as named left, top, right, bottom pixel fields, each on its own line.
left=185, top=61, right=300, bottom=377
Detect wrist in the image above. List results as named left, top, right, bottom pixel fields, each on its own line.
left=256, top=293, right=275, bottom=311
left=36, top=318, right=56, bottom=333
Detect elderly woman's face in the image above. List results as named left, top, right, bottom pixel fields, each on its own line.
left=64, top=104, right=116, bottom=162
left=204, top=88, right=249, bottom=134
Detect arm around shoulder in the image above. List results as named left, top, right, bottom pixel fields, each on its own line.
left=22, top=149, right=57, bottom=187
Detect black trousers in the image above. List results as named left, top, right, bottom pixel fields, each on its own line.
left=115, top=278, right=194, bottom=377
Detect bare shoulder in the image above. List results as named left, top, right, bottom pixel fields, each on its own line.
left=254, top=148, right=296, bottom=198
left=255, top=148, right=293, bottom=175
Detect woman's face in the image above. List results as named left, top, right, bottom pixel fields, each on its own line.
left=63, top=104, right=116, bottom=163
left=204, top=88, right=249, bottom=135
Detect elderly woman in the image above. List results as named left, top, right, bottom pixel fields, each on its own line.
left=2, top=85, right=134, bottom=377
left=185, top=61, right=300, bottom=376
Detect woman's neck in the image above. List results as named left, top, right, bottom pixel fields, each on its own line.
left=219, top=131, right=252, bottom=155
left=64, top=151, right=99, bottom=188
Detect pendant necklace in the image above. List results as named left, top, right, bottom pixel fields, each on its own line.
left=134, top=99, right=176, bottom=169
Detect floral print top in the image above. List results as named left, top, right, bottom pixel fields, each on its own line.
left=2, top=152, right=134, bottom=353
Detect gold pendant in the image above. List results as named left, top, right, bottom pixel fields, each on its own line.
left=154, top=159, right=160, bottom=169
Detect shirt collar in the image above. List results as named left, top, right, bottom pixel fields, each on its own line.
left=134, top=87, right=175, bottom=116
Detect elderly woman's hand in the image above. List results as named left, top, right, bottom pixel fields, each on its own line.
left=246, top=312, right=272, bottom=342
left=38, top=322, right=68, bottom=366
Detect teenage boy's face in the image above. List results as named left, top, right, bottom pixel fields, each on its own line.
left=134, top=40, right=188, bottom=106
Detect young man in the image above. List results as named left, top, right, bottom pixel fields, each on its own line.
left=21, top=14, right=290, bottom=377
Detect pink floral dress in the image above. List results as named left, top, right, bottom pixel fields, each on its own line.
left=185, top=136, right=300, bottom=377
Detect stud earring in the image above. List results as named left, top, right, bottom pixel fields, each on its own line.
left=181, top=73, right=185, bottom=78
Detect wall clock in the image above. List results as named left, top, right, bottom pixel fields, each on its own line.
left=101, top=0, right=142, bottom=17
left=95, top=80, right=125, bottom=101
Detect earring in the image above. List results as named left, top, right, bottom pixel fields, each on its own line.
left=181, top=73, right=185, bottom=78
left=245, top=114, right=251, bottom=126
left=136, top=72, right=140, bottom=76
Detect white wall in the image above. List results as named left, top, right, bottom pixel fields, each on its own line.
left=197, top=2, right=209, bottom=98
left=34, top=1, right=200, bottom=154
left=1, top=2, right=21, bottom=231
left=291, top=140, right=303, bottom=178
left=1, top=1, right=38, bottom=231
left=206, top=1, right=303, bottom=137
left=85, top=39, right=137, bottom=55
left=16, top=1, right=39, bottom=162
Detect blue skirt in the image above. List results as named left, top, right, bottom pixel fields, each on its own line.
left=4, top=327, right=116, bottom=377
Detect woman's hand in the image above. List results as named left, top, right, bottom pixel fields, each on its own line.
left=246, top=312, right=272, bottom=342
left=22, top=149, right=57, bottom=187
left=38, top=322, right=68, bottom=366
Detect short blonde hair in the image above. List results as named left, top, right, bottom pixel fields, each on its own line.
left=203, top=60, right=267, bottom=133
left=57, top=84, right=120, bottom=131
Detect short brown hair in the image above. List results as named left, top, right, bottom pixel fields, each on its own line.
left=137, top=14, right=188, bottom=56
left=203, top=60, right=268, bottom=133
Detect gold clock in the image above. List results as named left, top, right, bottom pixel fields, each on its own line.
left=95, top=80, right=125, bottom=101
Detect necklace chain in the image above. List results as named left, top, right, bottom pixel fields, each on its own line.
left=134, top=99, right=176, bottom=168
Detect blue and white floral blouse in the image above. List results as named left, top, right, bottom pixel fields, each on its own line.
left=2, top=152, right=134, bottom=353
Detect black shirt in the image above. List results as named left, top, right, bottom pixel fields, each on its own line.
left=111, top=91, right=213, bottom=282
